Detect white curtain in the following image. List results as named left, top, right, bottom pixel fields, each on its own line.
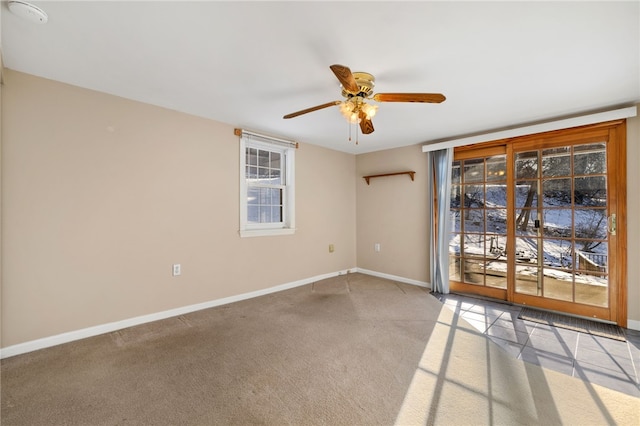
left=428, top=148, right=453, bottom=294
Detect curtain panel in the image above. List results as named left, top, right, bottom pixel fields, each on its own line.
left=428, top=148, right=453, bottom=294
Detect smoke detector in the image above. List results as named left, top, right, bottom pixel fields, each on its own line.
left=8, top=1, right=48, bottom=24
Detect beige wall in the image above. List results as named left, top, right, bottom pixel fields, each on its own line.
left=2, top=69, right=638, bottom=349
left=1, top=70, right=356, bottom=347
left=356, top=145, right=429, bottom=283
left=0, top=33, right=4, bottom=360
left=626, top=108, right=639, bottom=325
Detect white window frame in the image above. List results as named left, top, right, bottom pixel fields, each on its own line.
left=239, top=131, right=296, bottom=238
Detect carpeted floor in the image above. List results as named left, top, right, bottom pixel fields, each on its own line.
left=1, top=273, right=638, bottom=425
left=1, top=273, right=441, bottom=425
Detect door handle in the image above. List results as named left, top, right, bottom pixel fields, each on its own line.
left=608, top=214, right=616, bottom=235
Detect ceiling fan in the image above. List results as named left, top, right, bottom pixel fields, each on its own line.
left=283, top=64, right=446, bottom=136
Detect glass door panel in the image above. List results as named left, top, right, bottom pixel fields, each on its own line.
left=512, top=142, right=611, bottom=312
left=449, top=153, right=508, bottom=294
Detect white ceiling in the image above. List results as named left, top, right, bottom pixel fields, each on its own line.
left=2, top=1, right=639, bottom=154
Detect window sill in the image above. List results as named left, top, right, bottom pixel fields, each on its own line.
left=239, top=228, right=296, bottom=238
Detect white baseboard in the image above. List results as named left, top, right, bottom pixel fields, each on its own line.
left=0, top=269, right=354, bottom=359
left=627, top=319, right=640, bottom=331
left=9, top=267, right=631, bottom=358
left=355, top=268, right=431, bottom=289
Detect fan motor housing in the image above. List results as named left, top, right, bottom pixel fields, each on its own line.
left=341, top=72, right=375, bottom=98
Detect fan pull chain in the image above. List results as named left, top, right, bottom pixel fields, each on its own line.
left=347, top=121, right=358, bottom=145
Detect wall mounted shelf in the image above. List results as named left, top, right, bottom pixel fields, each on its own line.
left=363, top=171, right=416, bottom=185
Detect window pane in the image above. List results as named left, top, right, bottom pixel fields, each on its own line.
left=247, top=187, right=259, bottom=205
left=575, top=244, right=607, bottom=274
left=486, top=185, right=506, bottom=208
left=258, top=150, right=270, bottom=167
left=270, top=152, right=281, bottom=169
left=515, top=182, right=538, bottom=208
left=463, top=184, right=484, bottom=207
left=542, top=147, right=570, bottom=177
left=463, top=234, right=485, bottom=258
left=543, top=239, right=573, bottom=268
left=258, top=166, right=269, bottom=180
left=270, top=188, right=282, bottom=205
left=575, top=208, right=607, bottom=241
left=575, top=176, right=606, bottom=207
left=259, top=187, right=269, bottom=204
left=515, top=151, right=538, bottom=179
left=515, top=209, right=538, bottom=236
left=450, top=185, right=462, bottom=208
left=575, top=271, right=608, bottom=307
left=247, top=205, right=259, bottom=223
left=246, top=165, right=258, bottom=180
left=463, top=259, right=484, bottom=285
left=463, top=209, right=484, bottom=234
left=450, top=232, right=461, bottom=255
left=248, top=148, right=258, bottom=166
left=486, top=261, right=507, bottom=289
left=449, top=256, right=461, bottom=281
left=487, top=209, right=507, bottom=235
left=542, top=208, right=572, bottom=238
left=515, top=264, right=539, bottom=295
left=463, top=158, right=484, bottom=183
left=451, top=161, right=461, bottom=184
left=486, top=155, right=506, bottom=182
left=543, top=178, right=571, bottom=206
left=515, top=236, right=538, bottom=264
left=542, top=268, right=573, bottom=302
left=450, top=210, right=461, bottom=232
left=259, top=206, right=271, bottom=223
left=270, top=168, right=281, bottom=184
left=271, top=206, right=282, bottom=222
left=487, top=234, right=506, bottom=257
left=574, top=143, right=606, bottom=175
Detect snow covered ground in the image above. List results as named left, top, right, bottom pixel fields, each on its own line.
left=449, top=183, right=608, bottom=287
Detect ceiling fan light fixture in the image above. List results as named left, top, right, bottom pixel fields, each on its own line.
left=339, top=99, right=358, bottom=123
left=283, top=64, right=445, bottom=144
left=339, top=97, right=377, bottom=123
left=339, top=100, right=355, bottom=115
left=362, top=102, right=378, bottom=119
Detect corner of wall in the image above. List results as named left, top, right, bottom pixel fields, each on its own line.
left=0, top=47, right=4, bottom=348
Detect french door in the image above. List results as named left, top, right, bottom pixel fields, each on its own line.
left=448, top=121, right=627, bottom=325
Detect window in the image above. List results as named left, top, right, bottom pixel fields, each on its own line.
left=239, top=131, right=296, bottom=237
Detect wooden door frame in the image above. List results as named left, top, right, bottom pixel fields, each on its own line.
left=450, top=120, right=627, bottom=327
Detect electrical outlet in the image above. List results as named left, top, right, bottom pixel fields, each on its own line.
left=374, top=243, right=381, bottom=252
left=172, top=264, right=181, bottom=276
left=329, top=244, right=335, bottom=253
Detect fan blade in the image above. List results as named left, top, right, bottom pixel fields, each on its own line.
left=283, top=101, right=342, bottom=119
left=359, top=111, right=375, bottom=134
left=372, top=93, right=446, bottom=103
left=330, top=64, right=359, bottom=94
